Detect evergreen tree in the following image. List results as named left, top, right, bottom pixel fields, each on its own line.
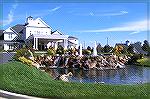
left=142, top=40, right=149, bottom=51
left=103, top=45, right=113, bottom=53
left=96, top=43, right=102, bottom=53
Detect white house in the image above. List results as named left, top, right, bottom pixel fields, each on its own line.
left=0, top=16, right=78, bottom=51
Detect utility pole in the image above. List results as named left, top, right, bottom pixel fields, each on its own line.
left=106, top=37, right=108, bottom=45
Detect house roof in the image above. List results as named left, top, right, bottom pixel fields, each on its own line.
left=51, top=30, right=63, bottom=35
left=115, top=43, right=127, bottom=46
left=27, top=16, right=33, bottom=18
left=131, top=43, right=147, bottom=54
left=0, top=30, right=4, bottom=40
left=68, top=36, right=78, bottom=39
left=0, top=30, right=4, bottom=36
left=11, top=24, right=25, bottom=33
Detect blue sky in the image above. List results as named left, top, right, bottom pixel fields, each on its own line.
left=1, top=2, right=149, bottom=47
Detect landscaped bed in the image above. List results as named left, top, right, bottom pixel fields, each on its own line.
left=0, top=61, right=149, bottom=99
left=137, top=58, right=150, bottom=67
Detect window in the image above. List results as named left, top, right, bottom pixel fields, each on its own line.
left=9, top=45, right=13, bottom=49
left=8, top=34, right=12, bottom=39
left=30, top=31, right=32, bottom=35
left=37, top=31, right=40, bottom=34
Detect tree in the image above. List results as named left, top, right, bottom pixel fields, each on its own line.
left=103, top=45, right=113, bottom=53
left=87, top=46, right=92, bottom=51
left=142, top=40, right=149, bottom=51
left=114, top=45, right=123, bottom=54
left=96, top=43, right=102, bottom=53
left=127, top=45, right=134, bottom=54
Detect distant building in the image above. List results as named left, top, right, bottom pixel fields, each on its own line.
left=0, top=16, right=78, bottom=51
left=115, top=40, right=147, bottom=55
left=115, top=40, right=129, bottom=50
left=131, top=42, right=147, bottom=55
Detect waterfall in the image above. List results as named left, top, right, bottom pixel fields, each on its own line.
left=93, top=41, right=97, bottom=56
left=79, top=43, right=82, bottom=56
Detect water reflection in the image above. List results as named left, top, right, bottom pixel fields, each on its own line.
left=46, top=66, right=150, bottom=84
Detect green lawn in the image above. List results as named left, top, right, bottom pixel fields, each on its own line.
left=0, top=61, right=150, bottom=99
left=137, top=58, right=150, bottom=67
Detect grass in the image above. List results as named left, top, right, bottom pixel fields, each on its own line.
left=137, top=58, right=150, bottom=67
left=0, top=61, right=150, bottom=99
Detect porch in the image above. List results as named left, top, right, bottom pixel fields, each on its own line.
left=26, top=34, right=69, bottom=51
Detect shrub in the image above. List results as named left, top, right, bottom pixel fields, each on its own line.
left=56, top=45, right=64, bottom=55
left=18, top=56, right=33, bottom=66
left=47, top=47, right=56, bottom=56
left=127, top=54, right=143, bottom=64
left=82, top=49, right=91, bottom=55
left=13, top=48, right=35, bottom=60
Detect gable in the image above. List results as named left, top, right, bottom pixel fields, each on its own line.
left=5, top=27, right=14, bottom=33
left=27, top=18, right=52, bottom=29
left=51, top=30, right=63, bottom=35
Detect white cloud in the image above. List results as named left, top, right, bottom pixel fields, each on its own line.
left=29, top=6, right=62, bottom=17
left=73, top=10, right=128, bottom=17
left=129, top=31, right=140, bottom=35
left=49, top=6, right=61, bottom=12
left=95, top=10, right=128, bottom=16
left=77, top=19, right=150, bottom=34
left=2, top=3, right=18, bottom=26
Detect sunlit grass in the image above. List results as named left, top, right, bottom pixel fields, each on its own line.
left=0, top=61, right=149, bottom=98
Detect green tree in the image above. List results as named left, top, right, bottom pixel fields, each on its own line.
left=87, top=46, right=92, bottom=51
left=96, top=43, right=102, bottom=53
left=142, top=40, right=149, bottom=51
left=103, top=45, right=113, bottom=53
left=127, top=45, right=134, bottom=54
left=47, top=47, right=56, bottom=56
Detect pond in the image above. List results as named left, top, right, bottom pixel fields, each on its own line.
left=0, top=52, right=150, bottom=84
left=46, top=66, right=150, bottom=84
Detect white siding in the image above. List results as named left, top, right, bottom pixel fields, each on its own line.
left=4, top=33, right=17, bottom=41
left=25, top=18, right=52, bottom=39
left=4, top=27, right=17, bottom=41
left=4, top=44, right=9, bottom=50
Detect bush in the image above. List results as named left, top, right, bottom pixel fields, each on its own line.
left=13, top=48, right=35, bottom=60
left=18, top=56, right=33, bottom=66
left=127, top=54, right=143, bottom=64
left=82, top=49, right=91, bottom=55
left=47, top=47, right=56, bottom=56
left=56, top=45, right=64, bottom=55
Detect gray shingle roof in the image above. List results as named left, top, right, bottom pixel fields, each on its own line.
left=68, top=36, right=78, bottom=39
left=0, top=30, right=4, bottom=36
left=11, top=24, right=25, bottom=33
left=131, top=43, right=147, bottom=54
left=0, top=30, right=4, bottom=40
